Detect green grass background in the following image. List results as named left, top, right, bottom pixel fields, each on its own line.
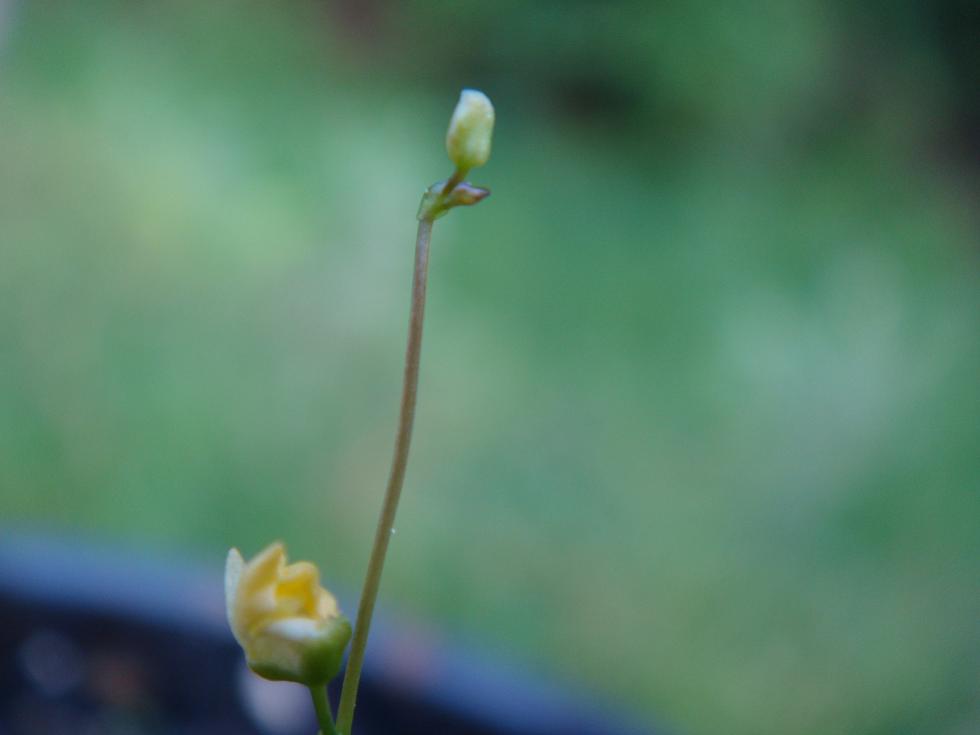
left=1, top=2, right=978, bottom=734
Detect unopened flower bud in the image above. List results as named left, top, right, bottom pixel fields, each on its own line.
left=445, top=89, right=494, bottom=173
left=225, top=542, right=351, bottom=686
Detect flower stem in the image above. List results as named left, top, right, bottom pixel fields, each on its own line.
left=442, top=167, right=464, bottom=195
left=309, top=685, right=337, bottom=735
left=335, top=216, right=434, bottom=735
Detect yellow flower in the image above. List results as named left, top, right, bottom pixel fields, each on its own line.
left=225, top=542, right=351, bottom=685
left=445, top=89, right=495, bottom=173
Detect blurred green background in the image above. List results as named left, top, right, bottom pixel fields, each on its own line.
left=2, top=1, right=978, bottom=733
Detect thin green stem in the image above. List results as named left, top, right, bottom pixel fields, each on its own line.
left=335, top=217, right=434, bottom=735
left=442, top=167, right=465, bottom=195
left=309, top=685, right=337, bottom=735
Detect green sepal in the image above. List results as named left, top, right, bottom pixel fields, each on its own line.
left=417, top=180, right=490, bottom=222
left=247, top=615, right=353, bottom=686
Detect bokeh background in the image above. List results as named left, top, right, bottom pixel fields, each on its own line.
left=2, top=1, right=978, bottom=734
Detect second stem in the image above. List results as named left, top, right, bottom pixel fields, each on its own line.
left=335, top=216, right=434, bottom=734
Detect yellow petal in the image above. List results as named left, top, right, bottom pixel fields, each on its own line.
left=276, top=561, right=320, bottom=616
left=239, top=541, right=285, bottom=595
left=224, top=548, right=245, bottom=643
left=315, top=587, right=341, bottom=619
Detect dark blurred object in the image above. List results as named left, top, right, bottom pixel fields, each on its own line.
left=324, top=0, right=980, bottom=174
left=927, top=0, right=980, bottom=165
left=0, top=534, right=654, bottom=735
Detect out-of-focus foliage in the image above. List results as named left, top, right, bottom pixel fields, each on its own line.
left=1, top=2, right=977, bottom=735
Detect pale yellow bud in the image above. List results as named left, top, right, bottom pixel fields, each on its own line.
left=445, top=89, right=494, bottom=173
left=225, top=542, right=351, bottom=685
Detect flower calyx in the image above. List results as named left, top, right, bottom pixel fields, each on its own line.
left=417, top=179, right=491, bottom=221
